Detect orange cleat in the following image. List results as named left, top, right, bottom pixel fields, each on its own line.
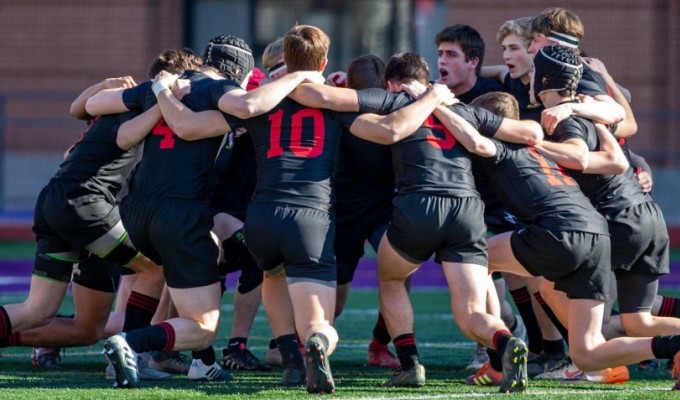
left=465, top=361, right=503, bottom=386
left=562, top=365, right=629, bottom=384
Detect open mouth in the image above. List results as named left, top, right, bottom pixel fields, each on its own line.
left=439, top=69, right=448, bottom=79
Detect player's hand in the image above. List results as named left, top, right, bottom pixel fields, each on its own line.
left=326, top=71, right=347, bottom=87
left=103, top=76, right=137, bottom=89
left=636, top=169, right=653, bottom=193
left=269, top=65, right=288, bottom=81
left=171, top=78, right=191, bottom=100
left=154, top=70, right=179, bottom=87
left=582, top=57, right=610, bottom=78
left=431, top=83, right=457, bottom=106
left=576, top=94, right=595, bottom=103
left=541, top=103, right=573, bottom=135
left=400, top=80, right=428, bottom=99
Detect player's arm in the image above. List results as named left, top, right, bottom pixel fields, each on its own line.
left=533, top=137, right=589, bottom=171
left=434, top=105, right=497, bottom=157
left=116, top=105, right=161, bottom=150
left=629, top=150, right=653, bottom=193
left=540, top=98, right=624, bottom=135
left=400, top=80, right=496, bottom=156
left=480, top=65, right=509, bottom=83
left=349, top=83, right=454, bottom=144
left=70, top=76, right=136, bottom=119
left=493, top=118, right=544, bottom=145
left=217, top=70, right=325, bottom=119
left=582, top=123, right=629, bottom=174
left=288, top=83, right=360, bottom=112
left=583, top=57, right=637, bottom=138
left=85, top=88, right=130, bottom=116
left=152, top=72, right=230, bottom=140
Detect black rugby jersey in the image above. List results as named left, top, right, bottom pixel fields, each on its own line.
left=358, top=89, right=503, bottom=197
left=482, top=140, right=609, bottom=235
left=208, top=133, right=257, bottom=215
left=457, top=77, right=508, bottom=104
left=503, top=75, right=543, bottom=122
left=335, top=131, right=395, bottom=204
left=225, top=98, right=359, bottom=212
left=122, top=71, right=241, bottom=200
left=51, top=111, right=142, bottom=204
left=550, top=115, right=650, bottom=215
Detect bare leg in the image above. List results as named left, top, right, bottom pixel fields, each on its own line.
left=165, top=282, right=222, bottom=351
left=567, top=299, right=656, bottom=371
left=230, top=284, right=262, bottom=338
left=376, top=235, right=419, bottom=339
left=18, top=282, right=114, bottom=346
left=3, top=277, right=69, bottom=333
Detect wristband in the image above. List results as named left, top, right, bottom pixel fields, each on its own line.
left=152, top=80, right=169, bottom=97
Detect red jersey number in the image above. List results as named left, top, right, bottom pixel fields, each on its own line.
left=267, top=108, right=325, bottom=158
left=151, top=119, right=176, bottom=149
left=528, top=148, right=577, bottom=187
left=423, top=115, right=456, bottom=150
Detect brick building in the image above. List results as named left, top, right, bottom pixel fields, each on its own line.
left=0, top=0, right=678, bottom=235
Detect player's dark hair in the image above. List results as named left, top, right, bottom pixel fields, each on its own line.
left=147, top=47, right=203, bottom=79
left=347, top=54, right=385, bottom=90
left=384, top=52, right=430, bottom=86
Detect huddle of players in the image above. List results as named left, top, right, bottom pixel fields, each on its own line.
left=2, top=5, right=679, bottom=395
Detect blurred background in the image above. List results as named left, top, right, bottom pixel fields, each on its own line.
left=0, top=0, right=678, bottom=243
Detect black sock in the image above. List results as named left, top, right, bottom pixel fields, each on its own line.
left=533, top=291, right=569, bottom=346
left=543, top=339, right=565, bottom=359
left=488, top=348, right=503, bottom=372
left=123, top=291, right=160, bottom=332
left=276, top=334, right=304, bottom=369
left=492, top=330, right=513, bottom=357
left=228, top=336, right=248, bottom=349
left=393, top=333, right=419, bottom=370
left=372, top=313, right=391, bottom=345
left=192, top=345, right=216, bottom=365
left=510, top=286, right=542, bottom=354
left=0, top=306, right=12, bottom=338
left=125, top=324, right=170, bottom=353
left=651, top=335, right=680, bottom=360
left=658, top=296, right=680, bottom=318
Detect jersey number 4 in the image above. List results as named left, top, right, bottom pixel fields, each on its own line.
left=151, top=119, right=176, bottom=149
left=266, top=109, right=325, bottom=158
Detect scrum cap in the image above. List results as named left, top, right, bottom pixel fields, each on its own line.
left=203, top=35, right=255, bottom=84
left=533, top=44, right=582, bottom=97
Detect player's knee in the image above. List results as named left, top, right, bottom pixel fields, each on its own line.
left=620, top=313, right=652, bottom=336
left=569, top=349, right=598, bottom=371
left=71, top=324, right=105, bottom=345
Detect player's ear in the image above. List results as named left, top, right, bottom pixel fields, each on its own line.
left=319, top=57, right=328, bottom=72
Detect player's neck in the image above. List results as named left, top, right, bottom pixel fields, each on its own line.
left=540, top=92, right=572, bottom=108
left=450, top=74, right=477, bottom=97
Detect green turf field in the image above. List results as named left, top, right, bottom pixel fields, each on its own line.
left=0, top=289, right=679, bottom=399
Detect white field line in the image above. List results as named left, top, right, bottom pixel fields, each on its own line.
left=346, top=386, right=666, bottom=400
